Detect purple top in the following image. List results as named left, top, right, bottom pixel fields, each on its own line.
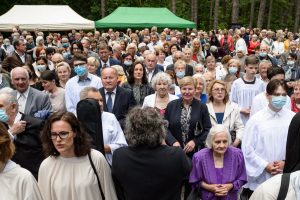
left=189, top=146, right=247, bottom=200
left=215, top=168, right=223, bottom=183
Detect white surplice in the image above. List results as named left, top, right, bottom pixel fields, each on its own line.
left=230, top=77, right=265, bottom=125
left=242, top=106, right=295, bottom=191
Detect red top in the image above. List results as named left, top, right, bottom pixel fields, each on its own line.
left=291, top=96, right=300, bottom=113
left=248, top=41, right=260, bottom=54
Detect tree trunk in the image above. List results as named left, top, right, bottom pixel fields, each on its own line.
left=249, top=0, right=255, bottom=28
left=222, top=0, right=227, bottom=14
left=172, top=0, right=176, bottom=13
left=214, top=0, right=219, bottom=30
left=294, top=0, right=300, bottom=32
left=231, top=0, right=239, bottom=24
left=257, top=0, right=266, bottom=29
left=210, top=0, right=215, bottom=29
left=191, top=0, right=198, bottom=24
left=267, top=0, right=273, bottom=29
left=101, top=0, right=105, bottom=18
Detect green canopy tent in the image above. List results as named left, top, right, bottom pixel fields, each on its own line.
left=95, top=7, right=196, bottom=29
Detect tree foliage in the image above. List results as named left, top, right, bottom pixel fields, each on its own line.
left=0, top=0, right=298, bottom=31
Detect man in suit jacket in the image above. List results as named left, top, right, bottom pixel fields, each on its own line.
left=2, top=39, right=33, bottom=73
left=96, top=43, right=121, bottom=76
left=144, top=53, right=162, bottom=83
left=100, top=67, right=136, bottom=129
left=0, top=88, right=44, bottom=179
left=166, top=51, right=194, bottom=76
left=11, top=67, right=52, bottom=117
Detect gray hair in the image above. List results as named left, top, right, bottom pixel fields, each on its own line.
left=259, top=59, right=272, bottom=68
left=172, top=51, right=184, bottom=60
left=174, top=60, right=186, bottom=70
left=125, top=107, right=166, bottom=148
left=194, top=63, right=205, bottom=74
left=0, top=87, right=19, bottom=111
left=10, top=67, right=29, bottom=80
left=151, top=72, right=172, bottom=90
left=192, top=73, right=207, bottom=94
left=205, top=124, right=232, bottom=149
left=79, top=86, right=99, bottom=100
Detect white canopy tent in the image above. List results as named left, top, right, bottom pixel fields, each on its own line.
left=0, top=5, right=95, bottom=31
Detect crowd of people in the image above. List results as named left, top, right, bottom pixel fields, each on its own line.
left=1, top=25, right=300, bottom=200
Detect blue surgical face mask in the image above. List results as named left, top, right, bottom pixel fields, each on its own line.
left=287, top=61, right=295, bottom=66
left=63, top=52, right=71, bottom=59
left=176, top=71, right=185, bottom=79
left=74, top=65, right=87, bottom=77
left=271, top=96, right=287, bottom=110
left=0, top=109, right=9, bottom=123
left=36, top=65, right=46, bottom=72
left=62, top=43, right=69, bottom=48
left=259, top=52, right=268, bottom=57
left=228, top=66, right=238, bottom=75
left=124, top=61, right=132, bottom=66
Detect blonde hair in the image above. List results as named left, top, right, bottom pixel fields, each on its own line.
left=178, top=76, right=197, bottom=88
left=87, top=57, right=100, bottom=69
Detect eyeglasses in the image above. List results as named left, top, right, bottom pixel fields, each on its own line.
left=212, top=88, right=225, bottom=92
left=49, top=131, right=71, bottom=140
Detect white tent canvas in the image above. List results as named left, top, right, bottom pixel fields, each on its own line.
left=0, top=5, right=95, bottom=31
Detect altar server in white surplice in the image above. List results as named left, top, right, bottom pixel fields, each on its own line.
left=230, top=55, right=265, bottom=125
left=242, top=79, right=295, bottom=194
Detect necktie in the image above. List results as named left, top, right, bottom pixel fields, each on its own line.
left=103, top=63, right=108, bottom=68
left=106, top=92, right=113, bottom=112
left=18, top=93, right=26, bottom=113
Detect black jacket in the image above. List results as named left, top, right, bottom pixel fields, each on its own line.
left=11, top=113, right=44, bottom=179
left=100, top=86, right=136, bottom=129
left=164, top=98, right=212, bottom=157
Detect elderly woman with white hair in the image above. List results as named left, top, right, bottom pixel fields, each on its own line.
left=142, top=72, right=178, bottom=116
left=189, top=124, right=247, bottom=200
left=192, top=73, right=207, bottom=103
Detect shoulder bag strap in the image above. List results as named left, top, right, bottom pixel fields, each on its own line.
left=88, top=152, right=106, bottom=200
left=277, top=173, right=291, bottom=200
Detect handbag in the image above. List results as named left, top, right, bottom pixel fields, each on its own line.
left=88, top=152, right=106, bottom=200
left=187, top=188, right=201, bottom=200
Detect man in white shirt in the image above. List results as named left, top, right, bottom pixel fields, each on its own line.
left=79, top=86, right=127, bottom=165
left=65, top=54, right=102, bottom=114
left=147, top=33, right=161, bottom=53
left=242, top=79, right=295, bottom=198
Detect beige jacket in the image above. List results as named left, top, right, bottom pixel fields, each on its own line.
left=207, top=101, right=244, bottom=140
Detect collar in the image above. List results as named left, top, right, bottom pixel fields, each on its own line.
left=105, top=87, right=117, bottom=95
left=101, top=60, right=110, bottom=67
left=77, top=73, right=92, bottom=82
left=266, top=105, right=285, bottom=117
left=17, top=87, right=30, bottom=99
left=15, top=50, right=25, bottom=57
left=146, top=68, right=155, bottom=73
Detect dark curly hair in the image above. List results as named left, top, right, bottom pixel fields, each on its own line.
left=41, top=112, right=91, bottom=157
left=125, top=107, right=166, bottom=148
